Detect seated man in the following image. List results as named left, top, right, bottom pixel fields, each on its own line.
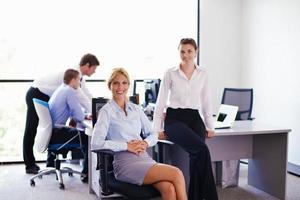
left=47, top=69, right=91, bottom=183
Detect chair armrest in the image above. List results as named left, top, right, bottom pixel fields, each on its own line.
left=156, top=140, right=174, bottom=163
left=91, top=149, right=115, bottom=170
left=91, top=149, right=115, bottom=156
left=248, top=117, right=255, bottom=120
left=158, top=139, right=174, bottom=145
left=91, top=149, right=115, bottom=196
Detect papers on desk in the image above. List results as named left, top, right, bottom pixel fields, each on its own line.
left=77, top=120, right=93, bottom=136
left=81, top=119, right=93, bottom=129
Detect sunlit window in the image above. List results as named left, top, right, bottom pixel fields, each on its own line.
left=0, top=0, right=197, bottom=162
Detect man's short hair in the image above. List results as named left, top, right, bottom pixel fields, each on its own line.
left=63, top=69, right=80, bottom=84
left=79, top=53, right=100, bottom=67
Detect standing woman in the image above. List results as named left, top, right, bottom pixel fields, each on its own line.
left=91, top=68, right=187, bottom=200
left=153, top=38, right=218, bottom=200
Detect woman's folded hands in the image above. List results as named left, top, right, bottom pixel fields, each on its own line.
left=127, top=140, right=149, bottom=155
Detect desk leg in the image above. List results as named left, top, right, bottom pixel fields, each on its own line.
left=248, top=132, right=288, bottom=200
left=88, top=136, right=94, bottom=194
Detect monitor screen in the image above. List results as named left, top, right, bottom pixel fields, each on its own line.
left=132, top=79, right=161, bottom=107
left=144, top=79, right=161, bottom=106
left=217, top=113, right=227, bottom=122
left=92, top=97, right=109, bottom=126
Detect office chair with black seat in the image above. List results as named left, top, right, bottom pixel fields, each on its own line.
left=29, top=98, right=86, bottom=190
left=92, top=148, right=160, bottom=200
left=216, top=88, right=254, bottom=188
left=91, top=97, right=160, bottom=200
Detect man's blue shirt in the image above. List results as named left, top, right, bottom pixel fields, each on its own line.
left=49, top=84, right=85, bottom=125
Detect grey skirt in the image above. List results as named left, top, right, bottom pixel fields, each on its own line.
left=113, top=151, right=157, bottom=185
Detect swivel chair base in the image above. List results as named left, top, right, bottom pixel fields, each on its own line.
left=29, top=160, right=83, bottom=190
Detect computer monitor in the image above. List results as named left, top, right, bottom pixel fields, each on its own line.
left=132, top=79, right=161, bottom=107
left=92, top=97, right=109, bottom=126
left=144, top=79, right=161, bottom=106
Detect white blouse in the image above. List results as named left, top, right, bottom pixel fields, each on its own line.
left=153, top=65, right=214, bottom=132
left=91, top=100, right=158, bottom=152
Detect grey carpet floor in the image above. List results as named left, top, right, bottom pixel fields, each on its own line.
left=0, top=163, right=299, bottom=200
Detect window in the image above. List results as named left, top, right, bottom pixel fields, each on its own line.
left=0, top=0, right=197, bottom=162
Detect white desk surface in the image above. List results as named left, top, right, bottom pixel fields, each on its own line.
left=214, top=120, right=291, bottom=136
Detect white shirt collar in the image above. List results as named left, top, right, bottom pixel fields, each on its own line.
left=111, top=99, right=133, bottom=113
left=171, top=64, right=202, bottom=72
left=76, top=66, right=83, bottom=79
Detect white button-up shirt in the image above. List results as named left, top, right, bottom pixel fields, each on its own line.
left=32, top=67, right=93, bottom=113
left=153, top=65, right=214, bottom=132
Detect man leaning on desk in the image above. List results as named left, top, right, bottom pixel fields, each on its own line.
left=23, top=53, right=99, bottom=176
left=47, top=69, right=92, bottom=183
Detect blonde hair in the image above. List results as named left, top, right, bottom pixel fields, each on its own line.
left=107, top=67, right=131, bottom=89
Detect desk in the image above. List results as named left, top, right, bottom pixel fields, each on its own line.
left=162, top=121, right=290, bottom=200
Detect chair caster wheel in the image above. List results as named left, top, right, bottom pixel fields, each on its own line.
left=68, top=172, right=73, bottom=177
left=30, top=180, right=35, bottom=187
left=59, top=183, right=65, bottom=190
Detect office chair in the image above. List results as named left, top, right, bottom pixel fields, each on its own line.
left=91, top=97, right=160, bottom=200
left=216, top=88, right=254, bottom=188
left=29, top=98, right=85, bottom=190
left=221, top=88, right=254, bottom=120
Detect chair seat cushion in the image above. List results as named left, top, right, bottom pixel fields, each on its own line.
left=108, top=172, right=160, bottom=198
left=48, top=143, right=81, bottom=151
left=48, top=126, right=87, bottom=152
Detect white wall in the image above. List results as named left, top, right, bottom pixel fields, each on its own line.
left=200, top=0, right=243, bottom=112
left=201, top=0, right=300, bottom=167
left=241, top=0, right=300, bottom=166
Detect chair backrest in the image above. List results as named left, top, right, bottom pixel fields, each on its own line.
left=33, top=98, right=53, bottom=153
left=221, top=88, right=253, bottom=120
left=92, top=97, right=109, bottom=126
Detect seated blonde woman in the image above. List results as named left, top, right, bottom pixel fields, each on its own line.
left=91, top=68, right=187, bottom=200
